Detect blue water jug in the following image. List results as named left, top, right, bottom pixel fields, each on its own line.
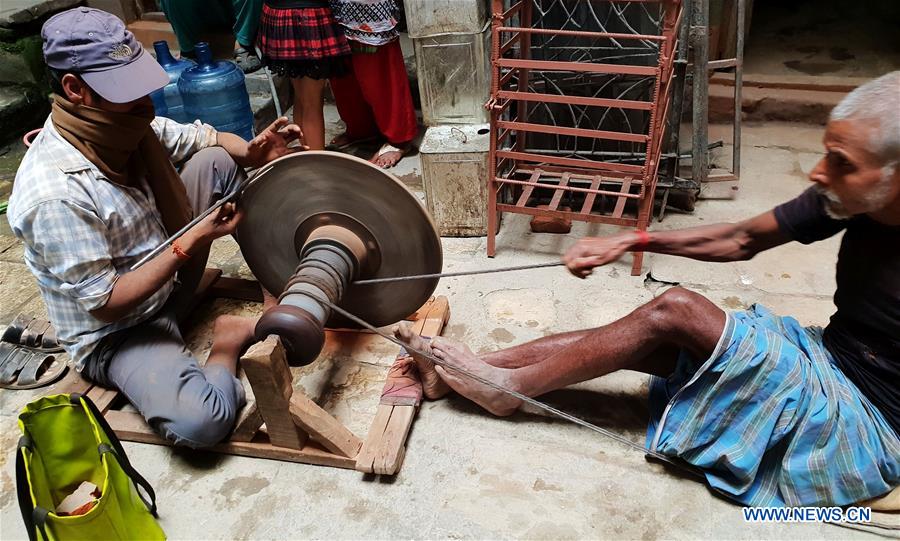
left=150, top=41, right=194, bottom=123
left=178, top=42, right=254, bottom=141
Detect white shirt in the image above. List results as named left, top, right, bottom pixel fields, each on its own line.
left=7, top=115, right=217, bottom=370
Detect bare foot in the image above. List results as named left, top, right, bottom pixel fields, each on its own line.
left=370, top=143, right=411, bottom=169
left=394, top=322, right=450, bottom=399
left=430, top=337, right=522, bottom=416
left=206, top=315, right=259, bottom=374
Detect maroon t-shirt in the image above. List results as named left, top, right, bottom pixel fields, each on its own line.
left=774, top=187, right=900, bottom=435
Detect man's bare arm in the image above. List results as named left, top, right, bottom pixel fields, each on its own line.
left=90, top=204, right=242, bottom=323
left=564, top=210, right=791, bottom=278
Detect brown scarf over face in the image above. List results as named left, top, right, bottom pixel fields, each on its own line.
left=50, top=95, right=192, bottom=236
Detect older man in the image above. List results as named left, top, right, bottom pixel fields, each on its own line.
left=8, top=8, right=300, bottom=447
left=398, top=72, right=900, bottom=507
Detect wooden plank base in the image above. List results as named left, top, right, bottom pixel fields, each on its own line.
left=57, top=274, right=453, bottom=475
left=105, top=410, right=356, bottom=469
left=355, top=296, right=451, bottom=475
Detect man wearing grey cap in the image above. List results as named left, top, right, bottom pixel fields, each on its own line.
left=8, top=7, right=302, bottom=448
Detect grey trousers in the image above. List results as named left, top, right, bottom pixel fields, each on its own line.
left=84, top=147, right=247, bottom=448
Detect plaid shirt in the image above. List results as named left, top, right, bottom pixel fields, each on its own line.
left=7, top=115, right=218, bottom=370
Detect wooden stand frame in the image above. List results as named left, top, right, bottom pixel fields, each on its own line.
left=60, top=272, right=450, bottom=475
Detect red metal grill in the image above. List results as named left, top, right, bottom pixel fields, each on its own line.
left=487, top=0, right=683, bottom=275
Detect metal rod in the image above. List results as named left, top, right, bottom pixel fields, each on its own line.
left=313, top=295, right=704, bottom=477
left=255, top=45, right=283, bottom=118
left=353, top=261, right=566, bottom=286
left=494, top=177, right=641, bottom=199
left=497, top=26, right=667, bottom=42
left=690, top=0, right=709, bottom=185
left=130, top=165, right=271, bottom=271
left=733, top=0, right=744, bottom=179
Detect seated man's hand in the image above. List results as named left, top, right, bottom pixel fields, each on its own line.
left=185, top=202, right=244, bottom=249
left=563, top=234, right=632, bottom=278
left=242, top=117, right=305, bottom=167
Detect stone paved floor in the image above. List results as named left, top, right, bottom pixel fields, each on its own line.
left=0, top=119, right=895, bottom=539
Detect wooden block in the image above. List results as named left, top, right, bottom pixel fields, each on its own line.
left=105, top=410, right=356, bottom=469
left=403, top=296, right=435, bottom=323
left=208, top=277, right=264, bottom=303
left=421, top=296, right=451, bottom=335
left=355, top=405, right=392, bottom=473
left=126, top=20, right=178, bottom=54
left=240, top=337, right=305, bottom=449
left=54, top=370, right=93, bottom=396
left=374, top=406, right=416, bottom=475
left=288, top=394, right=362, bottom=458
left=86, top=386, right=119, bottom=413
left=530, top=206, right=572, bottom=234
left=230, top=401, right=263, bottom=443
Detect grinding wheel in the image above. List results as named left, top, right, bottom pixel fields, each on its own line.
left=237, top=151, right=442, bottom=329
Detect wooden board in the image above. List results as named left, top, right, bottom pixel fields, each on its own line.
left=289, top=392, right=362, bottom=458
left=91, top=278, right=447, bottom=475
left=105, top=410, right=356, bottom=469
left=240, top=337, right=306, bottom=449
left=207, top=277, right=264, bottom=303
left=356, top=296, right=450, bottom=475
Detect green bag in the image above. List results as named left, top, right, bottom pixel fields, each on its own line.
left=15, top=393, right=166, bottom=540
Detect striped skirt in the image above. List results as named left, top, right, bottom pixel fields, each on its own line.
left=646, top=304, right=900, bottom=507
left=256, top=5, right=351, bottom=79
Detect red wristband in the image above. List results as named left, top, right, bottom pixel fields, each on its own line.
left=634, top=230, right=650, bottom=249
left=171, top=240, right=191, bottom=261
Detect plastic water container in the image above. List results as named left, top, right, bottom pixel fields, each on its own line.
left=149, top=41, right=193, bottom=123
left=178, top=42, right=254, bottom=141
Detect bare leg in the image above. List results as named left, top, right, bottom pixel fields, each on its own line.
left=394, top=322, right=451, bottom=399
left=427, top=288, right=726, bottom=416
left=205, top=315, right=258, bottom=375
left=482, top=329, right=593, bottom=368
left=291, top=77, right=326, bottom=150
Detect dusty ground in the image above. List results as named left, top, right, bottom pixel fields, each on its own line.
left=0, top=116, right=895, bottom=539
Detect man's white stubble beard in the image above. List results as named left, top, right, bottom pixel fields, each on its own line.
left=815, top=168, right=896, bottom=220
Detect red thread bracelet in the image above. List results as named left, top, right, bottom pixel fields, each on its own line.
left=634, top=230, right=650, bottom=249
left=171, top=240, right=191, bottom=261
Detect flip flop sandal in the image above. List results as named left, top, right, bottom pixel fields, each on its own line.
left=0, top=342, right=19, bottom=380
left=1, top=313, right=64, bottom=353
left=1, top=313, right=33, bottom=344
left=22, top=319, right=50, bottom=347
left=0, top=348, right=33, bottom=384
left=0, top=351, right=68, bottom=390
left=234, top=46, right=262, bottom=74
left=326, top=135, right=378, bottom=151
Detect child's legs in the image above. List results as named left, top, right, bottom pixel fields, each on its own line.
left=291, top=77, right=327, bottom=150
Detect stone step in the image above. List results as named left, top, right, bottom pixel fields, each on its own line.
left=0, top=83, right=49, bottom=146
left=709, top=80, right=846, bottom=125
left=0, top=0, right=79, bottom=28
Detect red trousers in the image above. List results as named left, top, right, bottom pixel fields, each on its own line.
left=329, top=39, right=418, bottom=145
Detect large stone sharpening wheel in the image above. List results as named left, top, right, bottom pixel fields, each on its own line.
left=237, top=151, right=442, bottom=365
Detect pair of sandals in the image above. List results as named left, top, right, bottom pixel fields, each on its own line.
left=0, top=314, right=68, bottom=390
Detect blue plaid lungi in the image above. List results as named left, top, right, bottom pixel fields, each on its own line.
left=646, top=305, right=900, bottom=507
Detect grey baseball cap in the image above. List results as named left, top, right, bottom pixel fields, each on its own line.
left=41, top=7, right=168, bottom=104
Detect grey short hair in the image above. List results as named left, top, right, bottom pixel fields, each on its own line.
left=830, top=71, right=900, bottom=167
